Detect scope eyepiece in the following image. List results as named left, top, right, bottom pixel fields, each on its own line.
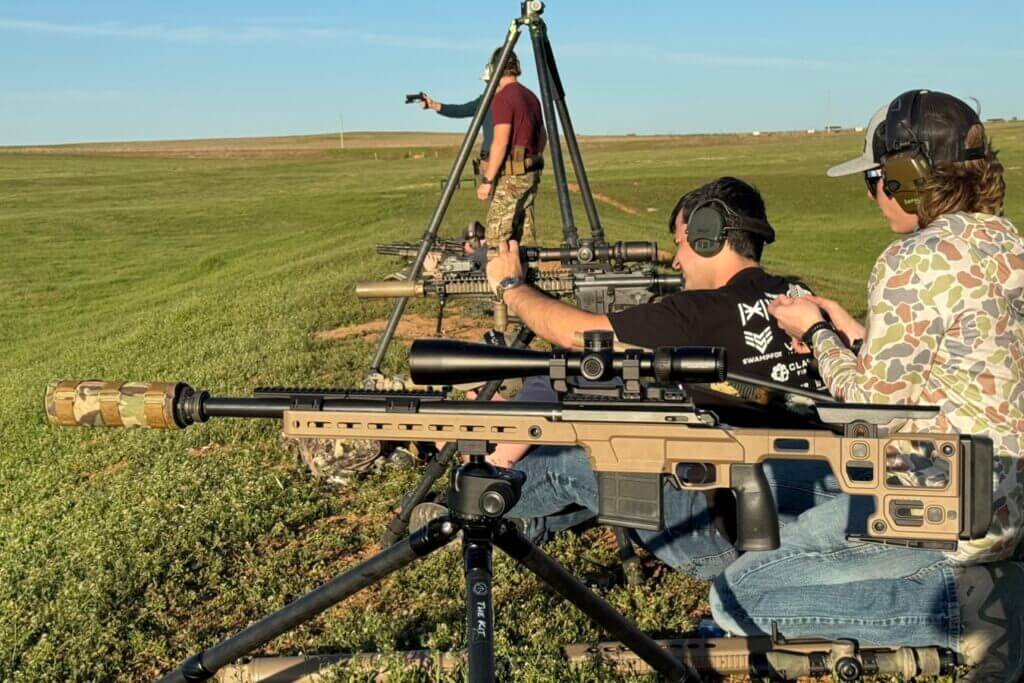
left=654, top=346, right=727, bottom=385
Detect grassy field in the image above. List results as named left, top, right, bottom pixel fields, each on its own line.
left=1, top=123, right=1022, bottom=682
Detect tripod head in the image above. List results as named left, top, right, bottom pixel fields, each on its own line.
left=521, top=1, right=545, bottom=19
left=449, top=453, right=526, bottom=520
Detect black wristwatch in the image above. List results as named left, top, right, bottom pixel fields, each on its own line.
left=801, top=321, right=834, bottom=349
left=481, top=176, right=494, bottom=185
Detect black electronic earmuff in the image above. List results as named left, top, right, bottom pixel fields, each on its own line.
left=686, top=199, right=776, bottom=258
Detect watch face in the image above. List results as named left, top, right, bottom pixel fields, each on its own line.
left=500, top=277, right=520, bottom=290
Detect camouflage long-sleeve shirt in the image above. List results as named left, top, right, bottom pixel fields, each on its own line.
left=811, top=212, right=1024, bottom=564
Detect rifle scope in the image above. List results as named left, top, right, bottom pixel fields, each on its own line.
left=409, top=331, right=726, bottom=386
left=523, top=241, right=660, bottom=265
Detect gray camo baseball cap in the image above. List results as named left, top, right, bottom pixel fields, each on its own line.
left=826, top=106, right=886, bottom=177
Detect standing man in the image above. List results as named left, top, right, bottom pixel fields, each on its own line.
left=475, top=49, right=546, bottom=245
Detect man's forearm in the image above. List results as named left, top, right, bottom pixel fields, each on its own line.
left=503, top=285, right=611, bottom=348
left=485, top=140, right=507, bottom=180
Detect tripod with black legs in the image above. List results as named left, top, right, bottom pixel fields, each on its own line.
left=366, top=0, right=607, bottom=380
left=156, top=453, right=698, bottom=683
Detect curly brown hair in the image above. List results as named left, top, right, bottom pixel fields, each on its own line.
left=917, top=123, right=1006, bottom=227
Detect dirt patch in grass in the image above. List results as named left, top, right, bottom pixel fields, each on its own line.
left=81, top=461, right=128, bottom=479
left=187, top=442, right=230, bottom=457
left=315, top=312, right=494, bottom=343
left=567, top=182, right=640, bottom=215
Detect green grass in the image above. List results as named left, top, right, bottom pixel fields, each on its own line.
left=1, top=124, right=1022, bottom=681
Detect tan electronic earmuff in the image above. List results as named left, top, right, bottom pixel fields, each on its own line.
left=879, top=149, right=933, bottom=213
left=881, top=90, right=933, bottom=213
left=686, top=199, right=776, bottom=258
left=881, top=90, right=986, bottom=214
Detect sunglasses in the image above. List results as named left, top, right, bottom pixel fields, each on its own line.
left=863, top=168, right=885, bottom=198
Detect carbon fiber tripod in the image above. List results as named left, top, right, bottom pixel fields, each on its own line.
left=157, top=455, right=699, bottom=683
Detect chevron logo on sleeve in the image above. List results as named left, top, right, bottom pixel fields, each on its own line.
left=743, top=327, right=774, bottom=354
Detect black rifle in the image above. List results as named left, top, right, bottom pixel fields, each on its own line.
left=356, top=266, right=683, bottom=335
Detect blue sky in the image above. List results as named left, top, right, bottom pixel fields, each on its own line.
left=1, top=1, right=1022, bottom=145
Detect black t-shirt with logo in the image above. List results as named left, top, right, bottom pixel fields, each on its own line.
left=607, top=267, right=823, bottom=392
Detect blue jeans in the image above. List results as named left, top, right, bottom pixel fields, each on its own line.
left=709, top=494, right=959, bottom=648
left=508, top=446, right=841, bottom=580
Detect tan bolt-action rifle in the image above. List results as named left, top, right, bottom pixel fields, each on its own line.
left=45, top=339, right=992, bottom=553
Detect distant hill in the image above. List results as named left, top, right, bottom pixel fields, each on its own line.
left=0, top=128, right=864, bottom=159
left=4, top=122, right=1019, bottom=159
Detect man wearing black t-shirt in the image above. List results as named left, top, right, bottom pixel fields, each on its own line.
left=487, top=177, right=822, bottom=393
left=473, top=177, right=839, bottom=578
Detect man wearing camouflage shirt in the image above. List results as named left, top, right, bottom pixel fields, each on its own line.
left=711, top=91, right=1024, bottom=682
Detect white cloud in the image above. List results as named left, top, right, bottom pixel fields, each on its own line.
left=0, top=17, right=490, bottom=49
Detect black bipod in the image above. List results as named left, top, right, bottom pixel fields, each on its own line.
left=157, top=455, right=699, bottom=683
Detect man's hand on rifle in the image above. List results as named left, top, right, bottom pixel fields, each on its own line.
left=486, top=240, right=524, bottom=293
left=422, top=251, right=442, bottom=275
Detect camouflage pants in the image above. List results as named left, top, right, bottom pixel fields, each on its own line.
left=485, top=171, right=540, bottom=244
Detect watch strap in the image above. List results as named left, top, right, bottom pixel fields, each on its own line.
left=801, top=321, right=834, bottom=349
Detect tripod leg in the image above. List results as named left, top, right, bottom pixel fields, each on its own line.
left=529, top=20, right=577, bottom=247
left=463, top=526, right=496, bottom=682
left=158, top=519, right=459, bottom=683
left=493, top=523, right=699, bottom=683
left=539, top=28, right=605, bottom=244
left=367, top=23, right=523, bottom=376
left=379, top=327, right=535, bottom=546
